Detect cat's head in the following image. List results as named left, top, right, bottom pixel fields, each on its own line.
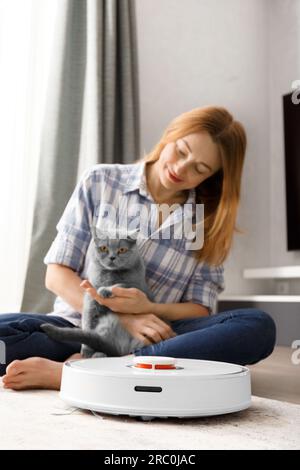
left=90, top=225, right=141, bottom=270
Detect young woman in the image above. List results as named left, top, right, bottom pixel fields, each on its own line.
left=0, top=105, right=276, bottom=390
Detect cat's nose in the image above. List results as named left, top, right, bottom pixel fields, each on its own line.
left=109, top=256, right=116, bottom=261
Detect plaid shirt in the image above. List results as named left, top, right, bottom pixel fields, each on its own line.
left=44, top=161, right=225, bottom=326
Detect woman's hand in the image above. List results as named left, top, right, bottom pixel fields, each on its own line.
left=117, top=313, right=177, bottom=346
left=80, top=280, right=153, bottom=315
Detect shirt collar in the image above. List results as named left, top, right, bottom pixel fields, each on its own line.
left=122, top=160, right=196, bottom=205
left=122, top=160, right=147, bottom=195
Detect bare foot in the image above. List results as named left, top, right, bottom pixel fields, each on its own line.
left=1, top=353, right=82, bottom=391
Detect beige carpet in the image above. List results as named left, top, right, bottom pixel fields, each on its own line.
left=0, top=382, right=299, bottom=450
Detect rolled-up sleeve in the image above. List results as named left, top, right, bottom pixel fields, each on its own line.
left=181, top=262, right=225, bottom=315
left=43, top=167, right=96, bottom=273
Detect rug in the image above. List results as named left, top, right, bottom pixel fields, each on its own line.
left=0, top=382, right=299, bottom=450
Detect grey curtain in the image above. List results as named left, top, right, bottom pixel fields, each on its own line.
left=21, top=0, right=140, bottom=313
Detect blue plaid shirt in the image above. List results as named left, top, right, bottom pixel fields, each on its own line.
left=44, top=161, right=225, bottom=326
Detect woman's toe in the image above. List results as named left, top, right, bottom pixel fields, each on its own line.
left=3, top=376, right=24, bottom=389
left=4, top=381, right=26, bottom=390
left=6, top=360, right=23, bottom=376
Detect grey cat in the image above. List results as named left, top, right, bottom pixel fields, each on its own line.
left=41, top=226, right=158, bottom=358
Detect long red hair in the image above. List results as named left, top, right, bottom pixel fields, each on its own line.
left=134, top=106, right=247, bottom=266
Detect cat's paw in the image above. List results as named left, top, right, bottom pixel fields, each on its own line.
left=81, top=346, right=95, bottom=359
left=97, top=287, right=113, bottom=298
left=92, top=352, right=107, bottom=358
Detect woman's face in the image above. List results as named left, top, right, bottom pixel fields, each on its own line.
left=157, top=131, right=222, bottom=192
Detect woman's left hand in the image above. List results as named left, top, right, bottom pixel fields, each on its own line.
left=80, top=280, right=153, bottom=315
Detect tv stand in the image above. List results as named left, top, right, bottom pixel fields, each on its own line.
left=243, top=266, right=300, bottom=279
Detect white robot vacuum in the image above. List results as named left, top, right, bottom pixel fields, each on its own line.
left=60, top=356, right=251, bottom=419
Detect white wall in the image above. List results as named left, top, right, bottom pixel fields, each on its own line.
left=135, top=0, right=300, bottom=295
left=268, top=0, right=300, bottom=294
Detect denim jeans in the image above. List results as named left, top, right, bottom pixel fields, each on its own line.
left=133, top=308, right=277, bottom=366
left=0, top=313, right=81, bottom=376
left=0, top=308, right=276, bottom=376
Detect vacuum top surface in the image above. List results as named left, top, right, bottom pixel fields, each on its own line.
left=65, top=355, right=247, bottom=378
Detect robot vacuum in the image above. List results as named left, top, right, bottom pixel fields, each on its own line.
left=60, top=356, right=251, bottom=419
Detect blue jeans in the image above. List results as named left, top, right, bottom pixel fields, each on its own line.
left=0, top=308, right=276, bottom=376
left=0, top=313, right=81, bottom=376
left=133, top=308, right=276, bottom=365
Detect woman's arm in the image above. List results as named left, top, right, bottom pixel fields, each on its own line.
left=46, top=267, right=209, bottom=322
left=45, top=265, right=177, bottom=342
left=45, top=264, right=85, bottom=314
left=151, top=301, right=209, bottom=321
left=79, top=282, right=210, bottom=321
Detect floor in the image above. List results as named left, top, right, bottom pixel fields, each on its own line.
left=0, top=385, right=299, bottom=450
left=249, top=346, right=300, bottom=404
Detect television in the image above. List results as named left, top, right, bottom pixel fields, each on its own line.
left=283, top=91, right=300, bottom=250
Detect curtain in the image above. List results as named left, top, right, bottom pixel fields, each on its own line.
left=20, top=0, right=140, bottom=313
left=0, top=0, right=59, bottom=312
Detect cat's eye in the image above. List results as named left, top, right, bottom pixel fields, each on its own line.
left=118, top=247, right=128, bottom=254
left=99, top=246, right=108, bottom=252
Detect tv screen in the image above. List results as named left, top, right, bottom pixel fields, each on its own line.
left=283, top=92, right=300, bottom=250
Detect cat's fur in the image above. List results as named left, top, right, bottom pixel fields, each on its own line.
left=41, top=226, right=160, bottom=358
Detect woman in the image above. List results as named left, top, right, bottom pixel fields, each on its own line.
left=0, top=105, right=276, bottom=390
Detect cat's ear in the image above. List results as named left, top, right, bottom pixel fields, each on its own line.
left=126, top=228, right=139, bottom=242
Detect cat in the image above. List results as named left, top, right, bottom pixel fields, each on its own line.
left=41, top=225, right=160, bottom=358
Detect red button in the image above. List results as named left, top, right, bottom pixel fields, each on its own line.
left=134, top=362, right=175, bottom=370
